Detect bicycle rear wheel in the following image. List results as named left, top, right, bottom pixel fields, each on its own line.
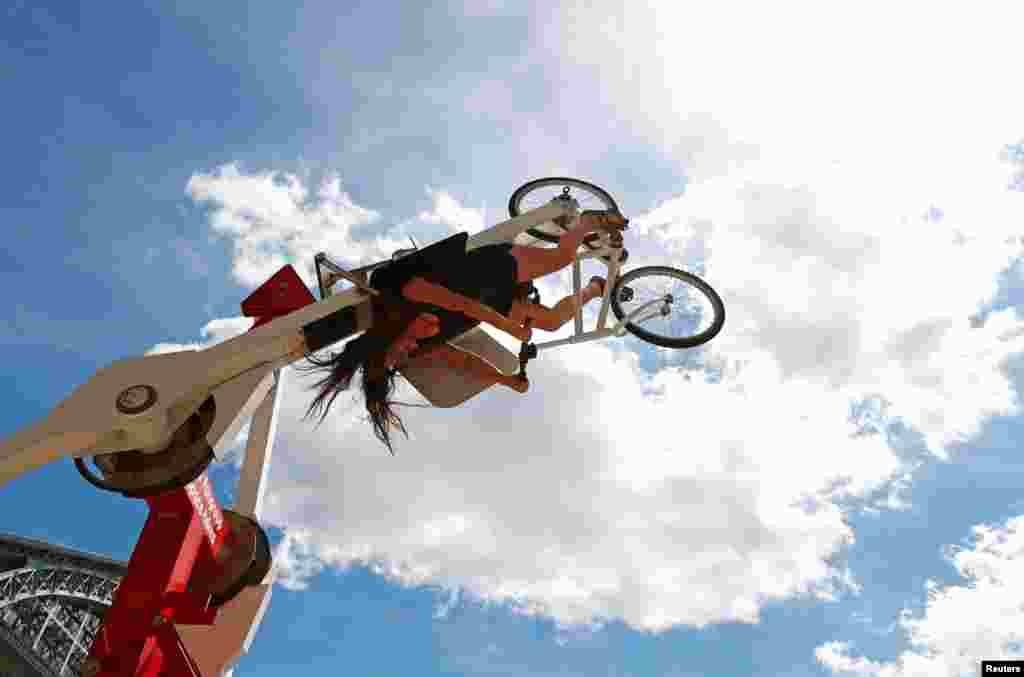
left=508, top=177, right=619, bottom=245
left=610, top=266, right=725, bottom=349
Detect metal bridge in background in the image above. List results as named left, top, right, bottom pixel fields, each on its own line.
left=0, top=533, right=128, bottom=677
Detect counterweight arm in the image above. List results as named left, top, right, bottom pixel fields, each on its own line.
left=0, top=285, right=372, bottom=488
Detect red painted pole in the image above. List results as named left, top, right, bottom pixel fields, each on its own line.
left=83, top=475, right=228, bottom=677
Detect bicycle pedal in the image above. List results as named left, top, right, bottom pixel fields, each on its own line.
left=582, top=209, right=628, bottom=227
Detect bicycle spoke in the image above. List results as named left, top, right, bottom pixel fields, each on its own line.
left=510, top=178, right=620, bottom=244
left=619, top=275, right=716, bottom=340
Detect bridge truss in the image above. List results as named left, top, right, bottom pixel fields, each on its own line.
left=0, top=533, right=127, bottom=677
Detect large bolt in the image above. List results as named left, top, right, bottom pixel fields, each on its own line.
left=116, top=385, right=158, bottom=415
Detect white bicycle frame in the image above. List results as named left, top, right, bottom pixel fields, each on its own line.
left=317, top=198, right=671, bottom=351
left=526, top=218, right=670, bottom=353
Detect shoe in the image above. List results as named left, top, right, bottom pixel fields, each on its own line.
left=581, top=209, right=629, bottom=232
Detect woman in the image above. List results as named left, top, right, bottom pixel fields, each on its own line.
left=298, top=209, right=628, bottom=453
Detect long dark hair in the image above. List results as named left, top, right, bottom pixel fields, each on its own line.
left=295, top=295, right=425, bottom=454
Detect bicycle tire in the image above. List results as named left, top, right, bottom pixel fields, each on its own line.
left=508, top=177, right=619, bottom=245
left=610, top=266, right=725, bottom=349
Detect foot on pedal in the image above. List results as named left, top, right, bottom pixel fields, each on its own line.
left=581, top=209, right=629, bottom=232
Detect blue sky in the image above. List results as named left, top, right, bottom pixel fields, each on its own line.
left=3, top=2, right=1024, bottom=676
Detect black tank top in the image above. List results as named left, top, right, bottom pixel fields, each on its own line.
left=369, top=232, right=519, bottom=349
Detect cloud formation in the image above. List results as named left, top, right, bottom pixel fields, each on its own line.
left=817, top=516, right=1024, bottom=676
left=635, top=165, right=1024, bottom=457
left=187, top=164, right=388, bottom=288
left=145, top=317, right=251, bottom=356
left=187, top=165, right=490, bottom=289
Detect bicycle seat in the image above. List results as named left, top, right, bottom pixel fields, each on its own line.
left=400, top=327, right=518, bottom=408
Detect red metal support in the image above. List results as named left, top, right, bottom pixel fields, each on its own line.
left=83, top=475, right=227, bottom=677
left=240, top=264, right=316, bottom=329
left=82, top=264, right=317, bottom=677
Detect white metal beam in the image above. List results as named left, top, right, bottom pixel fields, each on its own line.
left=0, top=286, right=371, bottom=488
left=232, top=370, right=282, bottom=522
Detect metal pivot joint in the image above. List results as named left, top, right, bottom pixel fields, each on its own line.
left=116, top=385, right=158, bottom=415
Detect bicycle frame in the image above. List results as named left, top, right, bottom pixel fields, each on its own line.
left=531, top=241, right=669, bottom=353
left=489, top=197, right=671, bottom=353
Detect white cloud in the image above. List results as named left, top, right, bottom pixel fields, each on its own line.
left=817, top=515, right=1024, bottom=676
left=816, top=642, right=889, bottom=675
left=634, top=156, right=1024, bottom=459
left=145, top=317, right=251, bottom=355
left=186, top=164, right=407, bottom=288
left=269, top=528, right=331, bottom=591
left=417, top=186, right=487, bottom=235
left=540, top=2, right=1024, bottom=187
left=259, top=345, right=888, bottom=632
left=454, top=2, right=1024, bottom=466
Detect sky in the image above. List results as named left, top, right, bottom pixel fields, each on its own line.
left=2, top=1, right=1024, bottom=675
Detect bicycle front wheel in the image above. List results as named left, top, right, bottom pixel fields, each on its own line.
left=610, top=266, right=725, bottom=349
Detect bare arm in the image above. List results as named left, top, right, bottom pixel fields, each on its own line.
left=401, top=277, right=531, bottom=342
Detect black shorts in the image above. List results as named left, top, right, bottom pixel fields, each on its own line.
left=460, top=243, right=519, bottom=316
left=373, top=236, right=521, bottom=352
